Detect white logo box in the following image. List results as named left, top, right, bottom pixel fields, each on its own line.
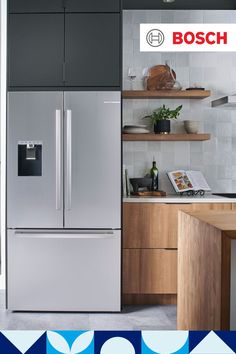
left=140, top=23, right=236, bottom=52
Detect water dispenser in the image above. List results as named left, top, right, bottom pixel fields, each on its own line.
left=18, top=141, right=42, bottom=176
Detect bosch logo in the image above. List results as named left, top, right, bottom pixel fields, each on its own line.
left=140, top=24, right=234, bottom=52
left=146, top=29, right=165, bottom=47
left=173, top=31, right=227, bottom=45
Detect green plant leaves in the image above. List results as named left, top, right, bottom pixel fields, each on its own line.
left=143, top=104, right=182, bottom=124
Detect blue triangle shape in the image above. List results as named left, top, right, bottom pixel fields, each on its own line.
left=0, top=333, right=21, bottom=354
left=189, top=331, right=210, bottom=352
left=214, top=331, right=236, bottom=352
left=26, top=333, right=46, bottom=354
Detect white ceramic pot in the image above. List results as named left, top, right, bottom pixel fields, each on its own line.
left=184, top=120, right=199, bottom=134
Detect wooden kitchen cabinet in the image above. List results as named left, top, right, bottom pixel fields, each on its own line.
left=123, top=202, right=232, bottom=299
left=123, top=202, right=231, bottom=249
left=123, top=202, right=187, bottom=249
left=123, top=249, right=177, bottom=294
left=123, top=249, right=140, bottom=294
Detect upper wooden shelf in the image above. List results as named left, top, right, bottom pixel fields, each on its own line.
left=123, top=133, right=211, bottom=141
left=122, top=90, right=211, bottom=99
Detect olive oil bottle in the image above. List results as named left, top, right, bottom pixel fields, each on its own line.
left=150, top=157, right=159, bottom=191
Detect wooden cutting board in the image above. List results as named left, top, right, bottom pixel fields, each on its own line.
left=147, top=65, right=176, bottom=91
left=131, top=190, right=167, bottom=197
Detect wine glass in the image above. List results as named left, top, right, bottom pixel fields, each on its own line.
left=128, top=67, right=136, bottom=90
left=142, top=67, right=149, bottom=90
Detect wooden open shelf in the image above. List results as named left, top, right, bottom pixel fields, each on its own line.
left=122, top=90, right=211, bottom=99
left=122, top=133, right=211, bottom=141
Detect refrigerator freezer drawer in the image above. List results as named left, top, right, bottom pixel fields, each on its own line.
left=7, top=229, right=121, bottom=311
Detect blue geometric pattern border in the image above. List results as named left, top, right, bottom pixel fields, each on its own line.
left=0, top=330, right=235, bottom=353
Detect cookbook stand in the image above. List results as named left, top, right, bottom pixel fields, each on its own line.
left=179, top=190, right=205, bottom=197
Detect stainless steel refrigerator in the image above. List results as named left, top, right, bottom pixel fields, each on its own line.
left=7, top=91, right=121, bottom=311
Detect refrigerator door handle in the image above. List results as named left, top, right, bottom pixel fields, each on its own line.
left=55, top=109, right=62, bottom=210
left=14, top=231, right=116, bottom=240
left=66, top=109, right=72, bottom=210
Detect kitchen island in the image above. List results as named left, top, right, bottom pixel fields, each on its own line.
left=122, top=195, right=236, bottom=307
left=178, top=210, right=236, bottom=330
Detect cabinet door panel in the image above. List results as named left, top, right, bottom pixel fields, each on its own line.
left=65, top=0, right=120, bottom=12
left=123, top=203, right=232, bottom=249
left=140, top=249, right=177, bottom=294
left=8, top=14, right=64, bottom=87
left=123, top=203, right=192, bottom=249
left=65, top=14, right=120, bottom=87
left=232, top=203, right=236, bottom=210
left=9, top=0, right=64, bottom=13
left=123, top=249, right=140, bottom=294
left=123, top=249, right=177, bottom=294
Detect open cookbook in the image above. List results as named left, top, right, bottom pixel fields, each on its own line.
left=167, top=170, right=211, bottom=193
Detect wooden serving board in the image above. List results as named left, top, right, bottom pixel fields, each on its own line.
left=131, top=191, right=167, bottom=197
left=147, top=65, right=176, bottom=91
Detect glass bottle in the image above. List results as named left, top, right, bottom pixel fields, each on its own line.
left=150, top=158, right=159, bottom=191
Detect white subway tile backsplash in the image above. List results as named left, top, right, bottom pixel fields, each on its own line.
left=123, top=9, right=236, bottom=193
left=123, top=151, right=134, bottom=165
left=232, top=166, right=236, bottom=180
left=203, top=10, right=232, bottom=23
left=175, top=53, right=190, bottom=68
left=161, top=11, right=175, bottom=23
left=173, top=10, right=193, bottom=23
left=216, top=122, right=232, bottom=137
left=189, top=67, right=204, bottom=87
left=132, top=141, right=148, bottom=152
left=217, top=165, right=232, bottom=179
left=217, top=137, right=232, bottom=152
left=123, top=39, right=133, bottom=55
left=190, top=142, right=203, bottom=153
left=131, top=10, right=149, bottom=24
left=174, top=142, right=190, bottom=167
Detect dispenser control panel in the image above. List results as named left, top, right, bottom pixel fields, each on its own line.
left=18, top=141, right=42, bottom=176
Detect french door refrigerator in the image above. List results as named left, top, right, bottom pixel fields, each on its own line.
left=7, top=91, right=121, bottom=311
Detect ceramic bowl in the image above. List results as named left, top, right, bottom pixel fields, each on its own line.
left=184, top=120, right=199, bottom=134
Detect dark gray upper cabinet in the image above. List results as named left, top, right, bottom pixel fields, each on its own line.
left=65, top=14, right=120, bottom=87
left=9, top=0, right=64, bottom=13
left=65, top=0, right=120, bottom=12
left=8, top=14, right=64, bottom=87
left=123, top=0, right=236, bottom=9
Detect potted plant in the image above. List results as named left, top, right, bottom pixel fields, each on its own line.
left=144, top=104, right=182, bottom=134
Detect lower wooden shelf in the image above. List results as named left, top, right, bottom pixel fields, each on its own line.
left=123, top=133, right=211, bottom=141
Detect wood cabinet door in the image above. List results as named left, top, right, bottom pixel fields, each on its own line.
left=8, top=14, right=64, bottom=87
left=123, top=249, right=177, bottom=294
left=65, top=13, right=120, bottom=87
left=123, top=249, right=140, bottom=294
left=123, top=202, right=192, bottom=249
left=65, top=0, right=120, bottom=12
left=231, top=203, right=236, bottom=210
left=140, top=249, right=177, bottom=294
